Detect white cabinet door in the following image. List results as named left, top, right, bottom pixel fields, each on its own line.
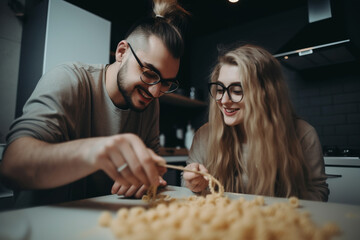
left=326, top=166, right=360, bottom=205
left=43, top=0, right=111, bottom=73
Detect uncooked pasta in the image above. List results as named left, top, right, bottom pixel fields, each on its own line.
left=98, top=164, right=340, bottom=240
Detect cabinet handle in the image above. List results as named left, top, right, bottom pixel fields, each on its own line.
left=325, top=174, right=342, bottom=178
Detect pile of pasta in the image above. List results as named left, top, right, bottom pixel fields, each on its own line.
left=98, top=193, right=340, bottom=240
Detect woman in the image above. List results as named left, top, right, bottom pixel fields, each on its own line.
left=183, top=44, right=329, bottom=201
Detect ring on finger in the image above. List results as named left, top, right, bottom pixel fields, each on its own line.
left=117, top=163, right=128, bottom=173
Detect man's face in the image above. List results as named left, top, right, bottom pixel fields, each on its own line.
left=117, top=36, right=180, bottom=112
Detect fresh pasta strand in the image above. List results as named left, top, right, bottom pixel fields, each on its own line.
left=161, top=163, right=225, bottom=196
left=142, top=185, right=158, bottom=202
left=142, top=163, right=224, bottom=204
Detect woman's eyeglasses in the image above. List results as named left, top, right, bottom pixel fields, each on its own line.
left=208, top=82, right=244, bottom=103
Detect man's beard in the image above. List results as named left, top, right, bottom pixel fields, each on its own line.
left=116, top=61, right=151, bottom=112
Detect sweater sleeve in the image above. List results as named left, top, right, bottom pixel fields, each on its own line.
left=181, top=123, right=209, bottom=187
left=298, top=120, right=329, bottom=201
left=6, top=63, right=86, bottom=144
left=187, top=123, right=209, bottom=166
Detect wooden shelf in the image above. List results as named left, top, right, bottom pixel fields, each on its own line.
left=159, top=93, right=207, bottom=108
left=159, top=147, right=188, bottom=156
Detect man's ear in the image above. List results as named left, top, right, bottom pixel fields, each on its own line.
left=115, top=40, right=128, bottom=62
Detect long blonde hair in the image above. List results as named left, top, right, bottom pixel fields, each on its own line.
left=206, top=44, right=310, bottom=198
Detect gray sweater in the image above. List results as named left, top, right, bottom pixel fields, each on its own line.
left=6, top=62, right=160, bottom=207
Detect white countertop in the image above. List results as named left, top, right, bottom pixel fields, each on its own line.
left=324, top=156, right=360, bottom=167
left=0, top=186, right=359, bottom=240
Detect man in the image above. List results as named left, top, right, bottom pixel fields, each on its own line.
left=0, top=0, right=189, bottom=207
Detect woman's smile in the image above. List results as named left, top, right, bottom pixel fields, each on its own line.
left=223, top=107, right=240, bottom=116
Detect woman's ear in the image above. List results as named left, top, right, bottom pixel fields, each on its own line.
left=115, top=40, right=128, bottom=63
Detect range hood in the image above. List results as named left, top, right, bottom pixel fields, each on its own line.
left=274, top=0, right=358, bottom=71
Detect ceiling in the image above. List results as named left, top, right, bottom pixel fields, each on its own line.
left=65, top=0, right=307, bottom=49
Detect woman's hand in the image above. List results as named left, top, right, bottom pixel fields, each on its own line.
left=183, top=163, right=209, bottom=193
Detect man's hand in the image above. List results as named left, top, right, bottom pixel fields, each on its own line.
left=111, top=176, right=167, bottom=198
left=183, top=163, right=209, bottom=193
left=0, top=133, right=165, bottom=190
left=87, top=133, right=167, bottom=189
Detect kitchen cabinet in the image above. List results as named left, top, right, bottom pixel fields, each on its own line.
left=325, top=157, right=360, bottom=205
left=16, top=0, right=111, bottom=117
left=160, top=93, right=208, bottom=108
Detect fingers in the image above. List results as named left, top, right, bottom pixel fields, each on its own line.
left=157, top=166, right=167, bottom=176
left=124, top=185, right=142, bottom=197
left=130, top=142, right=161, bottom=186
left=198, top=164, right=209, bottom=173
left=92, top=134, right=165, bottom=192
left=111, top=134, right=163, bottom=187
left=134, top=185, right=148, bottom=199
left=115, top=177, right=166, bottom=197
left=148, top=149, right=166, bottom=166
left=115, top=135, right=151, bottom=186
left=107, top=146, right=142, bottom=187
left=120, top=134, right=161, bottom=187
left=112, top=182, right=148, bottom=199
left=183, top=163, right=202, bottom=181
left=148, top=149, right=167, bottom=176
left=101, top=155, right=131, bottom=188
left=186, top=181, right=205, bottom=193
left=111, top=180, right=134, bottom=195
left=159, top=176, right=167, bottom=186
left=111, top=180, right=121, bottom=194
left=183, top=163, right=209, bottom=193
left=199, top=164, right=209, bottom=181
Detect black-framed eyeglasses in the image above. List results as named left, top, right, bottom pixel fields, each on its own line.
left=128, top=43, right=179, bottom=93
left=208, top=82, right=244, bottom=103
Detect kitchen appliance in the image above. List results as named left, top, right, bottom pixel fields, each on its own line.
left=323, top=145, right=359, bottom=158
left=274, top=0, right=360, bottom=71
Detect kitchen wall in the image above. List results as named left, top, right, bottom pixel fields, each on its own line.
left=286, top=62, right=360, bottom=152
left=0, top=0, right=24, bottom=143
left=189, top=6, right=360, bottom=152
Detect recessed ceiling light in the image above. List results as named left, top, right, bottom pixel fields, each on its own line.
left=228, top=0, right=239, bottom=3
